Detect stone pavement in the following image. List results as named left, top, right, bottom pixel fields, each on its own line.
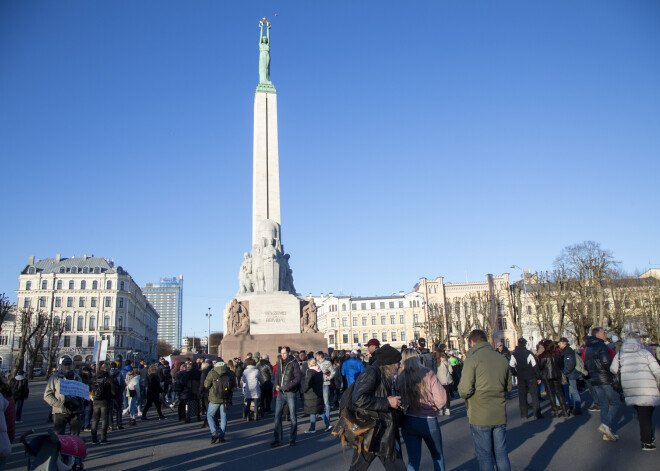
left=5, top=382, right=659, bottom=470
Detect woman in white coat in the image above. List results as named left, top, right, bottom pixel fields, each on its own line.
left=436, top=353, right=454, bottom=415
left=611, top=332, right=660, bottom=451
left=241, top=359, right=261, bottom=420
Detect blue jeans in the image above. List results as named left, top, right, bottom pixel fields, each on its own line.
left=15, top=399, right=24, bottom=421
left=274, top=391, right=297, bottom=443
left=402, top=416, right=445, bottom=471
left=469, top=424, right=510, bottom=471
left=207, top=402, right=227, bottom=438
left=566, top=379, right=581, bottom=410
left=322, top=385, right=331, bottom=427
left=129, top=396, right=139, bottom=419
left=593, top=384, right=622, bottom=431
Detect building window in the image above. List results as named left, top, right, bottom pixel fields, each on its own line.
left=77, top=316, right=84, bottom=331
left=39, top=297, right=46, bottom=308
left=363, top=332, right=368, bottom=343
left=380, top=302, right=385, bottom=309
left=381, top=315, right=386, bottom=325
left=391, top=331, right=397, bottom=342
left=76, top=336, right=83, bottom=347
left=413, top=314, right=419, bottom=323
left=59, top=267, right=65, bottom=273
left=399, top=301, right=404, bottom=308
left=401, top=330, right=406, bottom=341
left=68, top=280, right=74, bottom=290
left=92, top=280, right=98, bottom=289
left=106, top=281, right=112, bottom=290
left=53, top=316, right=60, bottom=328
left=342, top=334, right=349, bottom=344
left=351, top=303, right=356, bottom=311
left=400, top=314, right=405, bottom=324
left=372, top=331, right=377, bottom=340
left=497, top=317, right=508, bottom=330
left=65, top=316, right=72, bottom=331
left=41, top=280, right=48, bottom=290
left=341, top=318, right=347, bottom=327
left=94, top=267, right=100, bottom=274
left=104, top=297, right=111, bottom=307
left=91, top=297, right=96, bottom=307
left=389, top=301, right=394, bottom=308
left=89, top=316, right=96, bottom=330
left=362, top=317, right=367, bottom=326
left=118, top=298, right=124, bottom=308
left=371, top=316, right=376, bottom=325
left=55, top=297, right=61, bottom=307
left=329, top=334, right=335, bottom=345
left=57, top=280, right=62, bottom=290
left=79, top=298, right=85, bottom=308
left=381, top=331, right=387, bottom=342
left=505, top=338, right=511, bottom=348
left=80, top=280, right=86, bottom=289
left=103, top=316, right=110, bottom=329
left=353, top=332, right=359, bottom=344
left=361, top=303, right=366, bottom=310
left=23, top=298, right=31, bottom=308
left=25, top=281, right=31, bottom=291
left=352, top=317, right=357, bottom=326
left=118, top=316, right=123, bottom=329
left=330, top=318, right=336, bottom=328
left=120, top=281, right=125, bottom=290
left=370, top=302, right=376, bottom=310
left=67, top=297, right=73, bottom=307
left=63, top=336, right=71, bottom=347
left=390, top=315, right=395, bottom=324
left=342, top=303, right=347, bottom=311
left=88, top=335, right=95, bottom=347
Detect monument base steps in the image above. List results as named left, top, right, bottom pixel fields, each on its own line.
left=219, top=332, right=327, bottom=361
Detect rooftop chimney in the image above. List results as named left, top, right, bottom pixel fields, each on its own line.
left=56, top=254, right=61, bottom=262
left=83, top=254, right=87, bottom=260
left=28, top=255, right=34, bottom=265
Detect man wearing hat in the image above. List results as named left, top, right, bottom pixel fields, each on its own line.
left=365, top=339, right=380, bottom=365
left=43, top=357, right=84, bottom=436
left=349, top=344, right=405, bottom=469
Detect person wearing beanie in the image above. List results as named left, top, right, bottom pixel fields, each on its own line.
left=348, top=344, right=405, bottom=468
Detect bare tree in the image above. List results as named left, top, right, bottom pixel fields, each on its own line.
left=26, top=312, right=52, bottom=379
left=45, top=317, right=65, bottom=373
left=157, top=340, right=174, bottom=358
left=12, top=308, right=47, bottom=377
left=0, top=294, right=12, bottom=335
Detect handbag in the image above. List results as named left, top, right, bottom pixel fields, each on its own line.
left=331, top=407, right=378, bottom=465
left=129, top=389, right=137, bottom=398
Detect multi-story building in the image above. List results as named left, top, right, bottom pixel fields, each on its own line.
left=0, top=307, right=17, bottom=373
left=315, top=291, right=426, bottom=351
left=15, top=255, right=159, bottom=368
left=142, top=276, right=183, bottom=349
left=417, top=273, right=516, bottom=352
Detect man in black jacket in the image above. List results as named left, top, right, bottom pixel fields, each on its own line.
left=558, top=337, right=582, bottom=415
left=349, top=344, right=405, bottom=471
left=509, top=338, right=542, bottom=419
left=91, top=363, right=117, bottom=444
left=258, top=355, right=274, bottom=413
left=270, top=346, right=301, bottom=447
left=583, top=327, right=622, bottom=441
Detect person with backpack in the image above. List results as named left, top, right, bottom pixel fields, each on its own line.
left=158, top=359, right=172, bottom=405
left=109, top=362, right=125, bottom=430
left=436, top=353, right=454, bottom=416
left=510, top=338, right=542, bottom=419
left=9, top=369, right=29, bottom=423
left=558, top=337, right=583, bottom=415
left=258, top=355, right=274, bottom=413
left=417, top=338, right=435, bottom=371
left=90, top=363, right=117, bottom=445
left=199, top=360, right=213, bottom=428
left=204, top=360, right=236, bottom=444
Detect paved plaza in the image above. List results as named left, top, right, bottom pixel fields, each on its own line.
left=5, top=382, right=659, bottom=470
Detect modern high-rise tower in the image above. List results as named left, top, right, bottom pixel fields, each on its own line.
left=142, top=275, right=183, bottom=349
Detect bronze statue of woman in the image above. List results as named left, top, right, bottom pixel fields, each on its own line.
left=258, top=20, right=271, bottom=83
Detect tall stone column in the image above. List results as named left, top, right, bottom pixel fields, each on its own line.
left=252, top=90, right=280, bottom=246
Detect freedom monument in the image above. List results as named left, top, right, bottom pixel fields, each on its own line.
left=220, top=19, right=326, bottom=360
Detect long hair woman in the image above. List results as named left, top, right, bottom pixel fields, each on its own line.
left=538, top=339, right=570, bottom=418
left=398, top=349, right=447, bottom=471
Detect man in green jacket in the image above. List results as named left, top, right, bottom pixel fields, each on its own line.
left=203, top=361, right=236, bottom=444
left=458, top=330, right=512, bottom=471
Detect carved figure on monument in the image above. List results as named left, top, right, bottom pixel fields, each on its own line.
left=229, top=298, right=250, bottom=335
left=301, top=298, right=318, bottom=333
left=258, top=18, right=271, bottom=84
left=238, top=252, right=253, bottom=294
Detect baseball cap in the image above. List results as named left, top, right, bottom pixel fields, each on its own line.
left=61, top=357, right=73, bottom=365
left=558, top=337, right=569, bottom=344
left=350, top=350, right=358, bottom=355
left=366, top=339, right=380, bottom=347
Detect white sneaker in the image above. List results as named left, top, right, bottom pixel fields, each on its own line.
left=445, top=409, right=451, bottom=416
left=305, top=430, right=316, bottom=434
left=603, top=435, right=616, bottom=441
left=325, top=425, right=333, bottom=432
left=598, top=424, right=617, bottom=441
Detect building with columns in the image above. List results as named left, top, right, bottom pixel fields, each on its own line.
left=15, top=255, right=159, bottom=368
left=315, top=291, right=426, bottom=351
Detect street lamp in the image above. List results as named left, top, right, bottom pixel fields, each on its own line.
left=511, top=264, right=529, bottom=341
left=205, top=308, right=212, bottom=355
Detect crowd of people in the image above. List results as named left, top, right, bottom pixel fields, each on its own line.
left=0, top=326, right=656, bottom=469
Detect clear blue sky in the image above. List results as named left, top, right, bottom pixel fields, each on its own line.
left=1, top=1, right=658, bottom=337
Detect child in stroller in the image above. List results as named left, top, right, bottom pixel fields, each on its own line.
left=20, top=429, right=86, bottom=471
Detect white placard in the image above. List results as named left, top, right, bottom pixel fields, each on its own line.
left=59, top=379, right=90, bottom=400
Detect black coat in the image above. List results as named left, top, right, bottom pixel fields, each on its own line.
left=147, top=372, right=162, bottom=400
left=538, top=352, right=563, bottom=381
left=274, top=356, right=301, bottom=392
left=583, top=336, right=615, bottom=386
left=351, top=362, right=402, bottom=461
left=303, top=369, right=324, bottom=415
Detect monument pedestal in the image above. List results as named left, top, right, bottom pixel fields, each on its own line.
left=220, top=332, right=327, bottom=362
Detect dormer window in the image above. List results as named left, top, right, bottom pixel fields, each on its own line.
left=28, top=267, right=35, bottom=274
left=60, top=267, right=65, bottom=273
left=94, top=267, right=100, bottom=274
left=83, top=267, right=88, bottom=274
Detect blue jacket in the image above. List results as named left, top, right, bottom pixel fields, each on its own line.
left=341, top=357, right=365, bottom=385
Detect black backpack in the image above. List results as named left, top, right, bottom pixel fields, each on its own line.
left=214, top=374, right=231, bottom=401
left=92, top=377, right=107, bottom=400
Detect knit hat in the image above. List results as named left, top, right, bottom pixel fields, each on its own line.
left=214, top=361, right=226, bottom=367
left=375, top=345, right=402, bottom=366
left=254, top=351, right=260, bottom=357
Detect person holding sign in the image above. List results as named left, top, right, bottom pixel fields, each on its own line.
left=43, top=357, right=85, bottom=436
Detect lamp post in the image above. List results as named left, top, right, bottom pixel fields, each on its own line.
left=205, top=308, right=212, bottom=355
left=511, top=264, right=529, bottom=342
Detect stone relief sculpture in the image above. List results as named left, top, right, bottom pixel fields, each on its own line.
left=237, top=219, right=295, bottom=296
left=301, top=298, right=318, bottom=333
left=228, top=298, right=250, bottom=335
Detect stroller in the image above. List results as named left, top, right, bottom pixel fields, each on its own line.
left=20, top=429, right=87, bottom=471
